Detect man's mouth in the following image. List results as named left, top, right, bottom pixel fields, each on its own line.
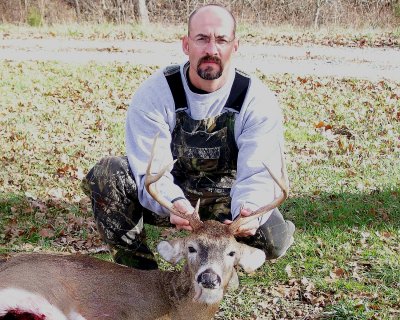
left=202, top=59, right=218, bottom=64
left=199, top=56, right=221, bottom=66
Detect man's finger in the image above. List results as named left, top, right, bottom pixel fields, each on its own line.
left=236, top=228, right=257, bottom=237
left=239, top=208, right=252, bottom=216
left=172, top=215, right=190, bottom=225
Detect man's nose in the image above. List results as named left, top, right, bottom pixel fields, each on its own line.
left=204, top=40, right=219, bottom=55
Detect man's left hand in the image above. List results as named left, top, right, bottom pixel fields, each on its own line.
left=223, top=207, right=259, bottom=237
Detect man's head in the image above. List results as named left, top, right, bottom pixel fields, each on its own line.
left=182, top=4, right=239, bottom=92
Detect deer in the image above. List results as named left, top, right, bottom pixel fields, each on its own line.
left=0, top=137, right=288, bottom=320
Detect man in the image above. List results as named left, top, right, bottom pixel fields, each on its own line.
left=82, top=4, right=294, bottom=270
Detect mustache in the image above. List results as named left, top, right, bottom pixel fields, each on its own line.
left=198, top=55, right=222, bottom=67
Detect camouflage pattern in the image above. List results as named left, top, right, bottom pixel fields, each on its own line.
left=171, top=110, right=238, bottom=223
left=81, top=156, right=170, bottom=254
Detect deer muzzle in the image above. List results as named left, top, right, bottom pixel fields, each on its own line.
left=197, top=268, right=221, bottom=289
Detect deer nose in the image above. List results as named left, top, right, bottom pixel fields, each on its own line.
left=197, top=269, right=221, bottom=289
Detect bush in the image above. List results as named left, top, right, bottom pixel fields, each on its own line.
left=27, top=7, right=43, bottom=27
left=394, top=3, right=400, bottom=18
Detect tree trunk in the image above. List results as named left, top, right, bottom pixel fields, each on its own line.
left=24, top=0, right=28, bottom=18
left=313, top=0, right=322, bottom=29
left=18, top=0, right=24, bottom=22
left=74, top=0, right=81, bottom=22
left=135, top=0, right=149, bottom=24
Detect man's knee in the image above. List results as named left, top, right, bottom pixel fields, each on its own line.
left=81, top=156, right=132, bottom=195
left=91, top=156, right=130, bottom=180
left=239, top=208, right=295, bottom=259
left=258, top=219, right=295, bottom=259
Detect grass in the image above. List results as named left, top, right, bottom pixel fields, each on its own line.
left=0, top=60, right=399, bottom=319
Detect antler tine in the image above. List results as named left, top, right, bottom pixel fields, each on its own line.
left=144, top=134, right=203, bottom=230
left=229, top=155, right=289, bottom=234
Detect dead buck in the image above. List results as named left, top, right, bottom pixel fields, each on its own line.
left=0, top=138, right=288, bottom=320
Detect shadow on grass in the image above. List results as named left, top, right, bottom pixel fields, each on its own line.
left=283, top=188, right=399, bottom=232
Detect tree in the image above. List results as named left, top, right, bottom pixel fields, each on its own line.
left=134, top=0, right=149, bottom=25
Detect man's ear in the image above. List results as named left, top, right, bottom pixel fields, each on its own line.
left=236, top=243, right=266, bottom=273
left=157, top=239, right=185, bottom=265
left=182, top=35, right=189, bottom=55
left=233, top=38, right=239, bottom=53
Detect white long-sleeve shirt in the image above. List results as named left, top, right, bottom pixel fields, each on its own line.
left=126, top=62, right=284, bottom=223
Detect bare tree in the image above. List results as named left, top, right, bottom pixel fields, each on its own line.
left=74, top=0, right=81, bottom=21
left=135, top=0, right=149, bottom=24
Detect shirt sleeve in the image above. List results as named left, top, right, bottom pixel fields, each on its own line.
left=231, top=79, right=286, bottom=224
left=125, top=71, right=186, bottom=216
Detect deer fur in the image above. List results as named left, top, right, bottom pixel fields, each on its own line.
left=0, top=220, right=265, bottom=320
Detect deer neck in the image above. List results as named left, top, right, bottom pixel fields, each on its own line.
left=161, top=265, right=220, bottom=320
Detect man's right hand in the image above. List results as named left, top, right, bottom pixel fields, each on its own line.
left=170, top=199, right=195, bottom=231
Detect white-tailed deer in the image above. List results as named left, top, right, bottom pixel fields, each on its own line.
left=0, top=137, right=288, bottom=320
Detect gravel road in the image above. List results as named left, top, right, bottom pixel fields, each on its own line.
left=1, top=38, right=399, bottom=81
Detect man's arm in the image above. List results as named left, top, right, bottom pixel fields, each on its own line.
left=125, top=70, right=193, bottom=220
left=230, top=80, right=285, bottom=233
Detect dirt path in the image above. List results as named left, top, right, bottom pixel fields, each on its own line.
left=1, top=38, right=399, bottom=81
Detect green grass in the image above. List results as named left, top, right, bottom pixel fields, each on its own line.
left=0, top=60, right=399, bottom=319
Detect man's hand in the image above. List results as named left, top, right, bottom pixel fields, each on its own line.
left=223, top=207, right=259, bottom=237
left=170, top=199, right=195, bottom=231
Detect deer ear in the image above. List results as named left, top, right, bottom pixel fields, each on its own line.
left=237, top=244, right=266, bottom=273
left=157, top=239, right=184, bottom=265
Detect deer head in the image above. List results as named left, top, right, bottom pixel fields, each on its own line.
left=145, top=135, right=289, bottom=305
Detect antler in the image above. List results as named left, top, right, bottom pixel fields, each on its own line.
left=144, top=134, right=203, bottom=230
left=229, top=154, right=289, bottom=234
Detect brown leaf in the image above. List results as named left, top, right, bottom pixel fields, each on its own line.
left=380, top=210, right=390, bottom=222
left=346, top=169, right=356, bottom=177
left=29, top=199, right=48, bottom=213
left=330, top=267, right=345, bottom=279
left=39, top=228, right=55, bottom=238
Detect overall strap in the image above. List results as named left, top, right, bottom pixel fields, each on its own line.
left=223, top=69, right=250, bottom=113
left=164, top=65, right=250, bottom=112
left=164, top=64, right=188, bottom=111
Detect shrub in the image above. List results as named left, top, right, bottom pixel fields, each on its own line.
left=394, top=3, right=400, bottom=18
left=27, top=7, right=42, bottom=27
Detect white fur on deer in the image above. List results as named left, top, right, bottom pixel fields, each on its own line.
left=0, top=288, right=70, bottom=319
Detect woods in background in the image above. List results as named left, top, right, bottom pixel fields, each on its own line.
left=1, top=0, right=399, bottom=28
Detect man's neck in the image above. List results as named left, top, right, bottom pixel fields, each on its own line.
left=186, top=68, right=209, bottom=94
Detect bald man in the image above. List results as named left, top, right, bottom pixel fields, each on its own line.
left=82, top=4, right=295, bottom=270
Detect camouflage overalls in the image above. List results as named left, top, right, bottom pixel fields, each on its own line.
left=82, top=65, right=294, bottom=268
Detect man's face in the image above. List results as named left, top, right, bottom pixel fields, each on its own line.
left=183, top=7, right=239, bottom=82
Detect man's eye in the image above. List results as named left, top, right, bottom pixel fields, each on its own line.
left=196, top=37, right=208, bottom=44
left=217, top=39, right=228, bottom=45
left=188, top=246, right=197, bottom=253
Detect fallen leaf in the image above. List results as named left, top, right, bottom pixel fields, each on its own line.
left=39, top=228, right=55, bottom=238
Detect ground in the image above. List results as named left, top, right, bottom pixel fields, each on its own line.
left=0, top=38, right=399, bottom=81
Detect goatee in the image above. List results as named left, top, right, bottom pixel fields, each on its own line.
left=197, top=56, right=223, bottom=80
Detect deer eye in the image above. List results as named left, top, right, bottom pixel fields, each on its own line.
left=188, top=246, right=197, bottom=253
left=228, top=251, right=236, bottom=257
